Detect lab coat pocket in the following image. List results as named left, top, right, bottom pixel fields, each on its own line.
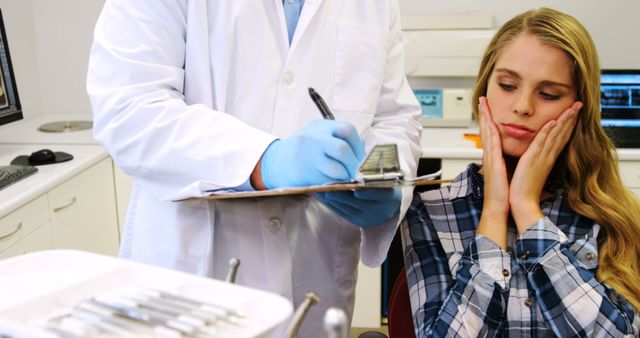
left=333, top=23, right=388, bottom=114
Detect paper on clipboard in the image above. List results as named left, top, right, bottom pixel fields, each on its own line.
left=175, top=144, right=452, bottom=201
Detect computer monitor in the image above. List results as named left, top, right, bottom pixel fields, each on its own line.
left=0, top=9, right=22, bottom=128
left=601, top=69, right=640, bottom=148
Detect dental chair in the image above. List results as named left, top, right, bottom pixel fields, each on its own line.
left=358, top=266, right=416, bottom=338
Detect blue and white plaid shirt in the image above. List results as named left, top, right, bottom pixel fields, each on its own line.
left=402, top=163, right=640, bottom=337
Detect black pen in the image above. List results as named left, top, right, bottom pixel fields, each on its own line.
left=308, top=87, right=335, bottom=120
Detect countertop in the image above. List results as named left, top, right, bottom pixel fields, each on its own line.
left=421, top=126, right=482, bottom=159
left=420, top=126, right=640, bottom=161
left=4, top=114, right=637, bottom=161
left=0, top=114, right=97, bottom=145
left=0, top=114, right=107, bottom=219
left=0, top=144, right=109, bottom=218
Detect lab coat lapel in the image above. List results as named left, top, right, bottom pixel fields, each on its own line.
left=289, top=0, right=325, bottom=52
left=272, top=0, right=291, bottom=51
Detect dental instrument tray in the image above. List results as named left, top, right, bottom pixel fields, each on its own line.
left=0, top=250, right=292, bottom=338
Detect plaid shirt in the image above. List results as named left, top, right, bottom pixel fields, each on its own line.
left=402, top=164, right=640, bottom=337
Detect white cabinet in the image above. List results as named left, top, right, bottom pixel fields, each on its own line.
left=441, top=158, right=472, bottom=182
left=113, top=164, right=133, bottom=235
left=0, top=157, right=120, bottom=260
left=352, top=264, right=382, bottom=328
left=619, top=161, right=640, bottom=198
left=49, top=158, right=120, bottom=256
left=1, top=222, right=53, bottom=259
left=0, top=195, right=52, bottom=259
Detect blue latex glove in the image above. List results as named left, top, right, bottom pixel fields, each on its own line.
left=261, top=120, right=365, bottom=189
left=316, top=188, right=402, bottom=228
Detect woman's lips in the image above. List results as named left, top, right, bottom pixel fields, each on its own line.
left=502, top=123, right=535, bottom=138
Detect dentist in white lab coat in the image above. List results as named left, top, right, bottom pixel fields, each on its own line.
left=87, top=1, right=421, bottom=336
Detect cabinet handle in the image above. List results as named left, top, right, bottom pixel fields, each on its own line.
left=53, top=196, right=77, bottom=212
left=0, top=222, right=23, bottom=240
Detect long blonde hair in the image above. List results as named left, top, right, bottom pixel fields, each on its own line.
left=472, top=8, right=640, bottom=311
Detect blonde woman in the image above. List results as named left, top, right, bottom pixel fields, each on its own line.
left=402, top=8, right=640, bottom=337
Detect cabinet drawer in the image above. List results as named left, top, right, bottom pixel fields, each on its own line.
left=0, top=222, right=53, bottom=259
left=0, top=195, right=49, bottom=252
left=441, top=159, right=471, bottom=184
left=49, top=158, right=119, bottom=255
left=619, top=161, right=640, bottom=188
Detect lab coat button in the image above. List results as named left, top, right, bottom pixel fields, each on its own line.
left=268, top=218, right=282, bottom=233
left=282, top=72, right=294, bottom=86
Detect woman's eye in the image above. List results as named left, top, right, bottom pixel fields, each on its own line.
left=540, top=92, right=561, bottom=100
left=498, top=83, right=515, bottom=91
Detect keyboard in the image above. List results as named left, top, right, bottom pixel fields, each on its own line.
left=0, top=165, right=38, bottom=190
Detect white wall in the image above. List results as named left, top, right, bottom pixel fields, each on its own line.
left=399, top=0, right=640, bottom=69
left=0, top=1, right=638, bottom=120
left=0, top=0, right=104, bottom=118
left=0, top=0, right=40, bottom=117
left=31, top=0, right=105, bottom=117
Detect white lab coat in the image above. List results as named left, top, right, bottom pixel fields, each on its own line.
left=87, top=1, right=422, bottom=336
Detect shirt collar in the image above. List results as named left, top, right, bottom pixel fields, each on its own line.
left=448, top=163, right=483, bottom=201
left=449, top=162, right=563, bottom=202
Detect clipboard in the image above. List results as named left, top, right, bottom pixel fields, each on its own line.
left=177, top=144, right=453, bottom=201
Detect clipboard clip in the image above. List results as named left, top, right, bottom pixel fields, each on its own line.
left=357, top=144, right=404, bottom=183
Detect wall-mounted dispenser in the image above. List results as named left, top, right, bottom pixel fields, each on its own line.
left=402, top=13, right=495, bottom=127
left=414, top=88, right=472, bottom=127
left=402, top=13, right=496, bottom=77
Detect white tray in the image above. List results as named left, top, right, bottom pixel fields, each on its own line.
left=0, top=250, right=293, bottom=338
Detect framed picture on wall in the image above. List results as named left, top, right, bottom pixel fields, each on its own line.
left=0, top=56, right=10, bottom=110
left=0, top=8, right=22, bottom=125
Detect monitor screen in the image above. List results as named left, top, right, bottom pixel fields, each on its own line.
left=0, top=9, right=22, bottom=127
left=600, top=69, right=640, bottom=127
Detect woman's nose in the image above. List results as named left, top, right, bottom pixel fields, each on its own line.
left=513, top=93, right=534, bottom=116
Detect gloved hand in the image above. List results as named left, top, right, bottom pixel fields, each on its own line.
left=316, top=188, right=402, bottom=228
left=261, top=119, right=365, bottom=189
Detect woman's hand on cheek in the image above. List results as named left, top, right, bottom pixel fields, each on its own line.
left=510, top=101, right=582, bottom=233
left=476, top=97, right=509, bottom=249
